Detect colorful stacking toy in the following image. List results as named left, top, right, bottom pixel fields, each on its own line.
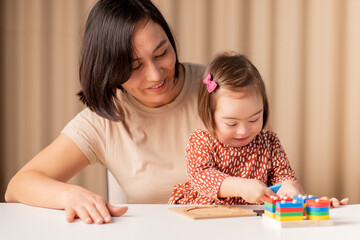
left=275, top=200, right=303, bottom=221
left=293, top=194, right=318, bottom=217
left=264, top=195, right=292, bottom=218
left=263, top=194, right=333, bottom=227
left=306, top=199, right=330, bottom=220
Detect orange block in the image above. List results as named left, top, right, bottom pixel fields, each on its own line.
left=264, top=195, right=293, bottom=205
left=306, top=199, right=330, bottom=208
left=276, top=207, right=304, bottom=213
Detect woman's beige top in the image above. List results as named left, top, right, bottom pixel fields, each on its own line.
left=62, top=63, right=205, bottom=203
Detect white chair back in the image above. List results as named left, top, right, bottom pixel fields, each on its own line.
left=106, top=169, right=128, bottom=204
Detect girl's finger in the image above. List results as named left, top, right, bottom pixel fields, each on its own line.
left=340, top=198, right=349, bottom=205
left=329, top=197, right=339, bottom=208
left=265, top=188, right=276, bottom=197
left=320, top=196, right=330, bottom=200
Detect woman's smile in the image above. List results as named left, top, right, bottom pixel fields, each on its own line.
left=121, top=19, right=181, bottom=108
left=148, top=79, right=166, bottom=91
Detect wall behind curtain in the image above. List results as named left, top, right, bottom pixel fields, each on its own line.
left=1, top=0, right=359, bottom=203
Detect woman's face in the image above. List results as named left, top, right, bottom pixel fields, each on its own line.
left=121, top=19, right=179, bottom=107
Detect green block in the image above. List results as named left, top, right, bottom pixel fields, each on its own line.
left=264, top=202, right=275, bottom=209
left=276, top=211, right=303, bottom=217
left=306, top=210, right=329, bottom=216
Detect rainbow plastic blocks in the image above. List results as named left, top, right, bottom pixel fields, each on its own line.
left=264, top=195, right=293, bottom=218
left=306, top=199, right=330, bottom=220
left=275, top=200, right=304, bottom=221
left=264, top=195, right=331, bottom=222
left=293, top=194, right=318, bottom=216
left=263, top=195, right=333, bottom=228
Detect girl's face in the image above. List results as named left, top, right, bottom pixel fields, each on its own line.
left=213, top=87, right=263, bottom=147
left=121, top=19, right=180, bottom=108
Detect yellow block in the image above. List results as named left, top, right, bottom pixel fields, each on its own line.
left=265, top=210, right=276, bottom=218
left=275, top=216, right=304, bottom=221
left=307, top=215, right=329, bottom=220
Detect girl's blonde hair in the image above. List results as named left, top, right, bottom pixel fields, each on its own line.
left=198, top=52, right=269, bottom=136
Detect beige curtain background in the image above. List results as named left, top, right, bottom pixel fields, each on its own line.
left=1, top=0, right=359, bottom=203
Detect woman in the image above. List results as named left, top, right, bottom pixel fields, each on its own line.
left=5, top=0, right=347, bottom=224
left=5, top=0, right=205, bottom=224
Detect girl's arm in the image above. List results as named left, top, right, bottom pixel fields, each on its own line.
left=276, top=179, right=304, bottom=196
left=186, top=130, right=274, bottom=204
left=186, top=130, right=229, bottom=199
left=5, top=134, right=127, bottom=224
left=218, top=177, right=275, bottom=204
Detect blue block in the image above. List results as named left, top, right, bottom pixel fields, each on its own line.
left=305, top=206, right=329, bottom=212
left=276, top=200, right=303, bottom=208
left=268, top=183, right=282, bottom=193
left=293, top=195, right=318, bottom=204
left=265, top=205, right=275, bottom=213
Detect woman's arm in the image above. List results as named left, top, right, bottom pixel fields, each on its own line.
left=5, top=134, right=127, bottom=224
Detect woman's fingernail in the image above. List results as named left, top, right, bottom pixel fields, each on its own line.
left=105, top=216, right=111, bottom=222
left=85, top=217, right=92, bottom=223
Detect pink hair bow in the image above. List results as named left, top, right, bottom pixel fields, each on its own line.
left=203, top=73, right=217, bottom=93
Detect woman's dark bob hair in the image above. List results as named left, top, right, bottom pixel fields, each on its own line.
left=78, top=0, right=180, bottom=121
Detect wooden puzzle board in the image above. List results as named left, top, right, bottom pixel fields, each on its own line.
left=168, top=205, right=257, bottom=219
left=262, top=214, right=334, bottom=228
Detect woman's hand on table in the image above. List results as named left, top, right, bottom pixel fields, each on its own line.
left=62, top=186, right=128, bottom=224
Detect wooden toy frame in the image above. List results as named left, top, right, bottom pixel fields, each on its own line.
left=262, top=214, right=334, bottom=228
left=168, top=205, right=257, bottom=219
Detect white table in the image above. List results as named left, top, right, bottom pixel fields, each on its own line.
left=1, top=203, right=359, bottom=240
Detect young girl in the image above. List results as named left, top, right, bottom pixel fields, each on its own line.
left=169, top=53, right=303, bottom=205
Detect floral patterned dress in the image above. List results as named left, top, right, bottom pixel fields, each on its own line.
left=168, top=129, right=297, bottom=205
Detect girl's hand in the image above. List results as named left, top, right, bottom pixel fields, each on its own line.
left=320, top=196, right=349, bottom=208
left=276, top=180, right=304, bottom=197
left=62, top=186, right=128, bottom=224
left=238, top=179, right=276, bottom=204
